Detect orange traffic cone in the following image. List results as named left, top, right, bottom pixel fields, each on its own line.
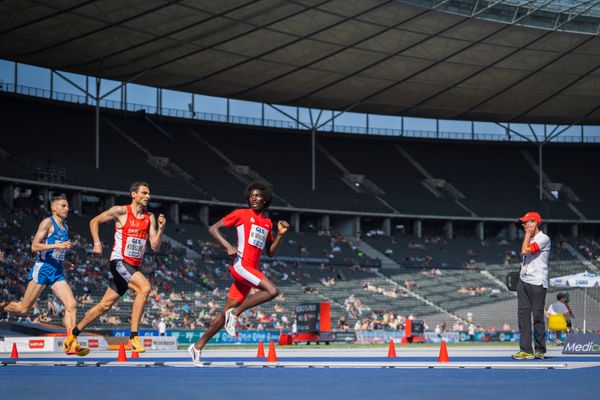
left=267, top=340, right=277, bottom=362
left=10, top=343, right=19, bottom=359
left=130, top=350, right=140, bottom=359
left=387, top=339, right=397, bottom=358
left=437, top=340, right=449, bottom=363
left=117, top=341, right=127, bottom=362
left=257, top=340, right=265, bottom=358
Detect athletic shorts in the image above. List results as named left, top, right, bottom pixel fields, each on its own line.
left=28, top=262, right=65, bottom=287
left=108, top=259, right=140, bottom=296
left=227, top=260, right=266, bottom=303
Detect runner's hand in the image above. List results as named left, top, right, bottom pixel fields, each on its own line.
left=63, top=261, right=76, bottom=270
left=226, top=245, right=238, bottom=257
left=157, top=213, right=166, bottom=229
left=92, top=243, right=103, bottom=255
left=57, top=240, right=72, bottom=250
left=277, top=220, right=290, bottom=235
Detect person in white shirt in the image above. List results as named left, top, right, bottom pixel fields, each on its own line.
left=158, top=318, right=167, bottom=336
left=547, top=293, right=570, bottom=343
left=512, top=211, right=551, bottom=360
left=547, top=294, right=570, bottom=319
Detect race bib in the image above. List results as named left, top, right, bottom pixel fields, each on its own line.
left=52, top=244, right=66, bottom=261
left=124, top=237, right=146, bottom=259
left=248, top=224, right=268, bottom=249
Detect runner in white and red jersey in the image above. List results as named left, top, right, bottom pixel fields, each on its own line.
left=64, top=182, right=166, bottom=353
left=188, top=182, right=289, bottom=366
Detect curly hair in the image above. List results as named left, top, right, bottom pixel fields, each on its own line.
left=244, top=181, right=272, bottom=209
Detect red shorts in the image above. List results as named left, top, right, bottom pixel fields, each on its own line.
left=227, top=262, right=266, bottom=303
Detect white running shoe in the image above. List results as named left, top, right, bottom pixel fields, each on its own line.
left=225, top=308, right=238, bottom=337
left=188, top=344, right=202, bottom=367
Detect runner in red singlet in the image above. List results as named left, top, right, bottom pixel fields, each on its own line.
left=63, top=182, right=166, bottom=353
left=188, top=181, right=289, bottom=366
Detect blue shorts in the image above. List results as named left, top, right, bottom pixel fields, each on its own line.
left=27, top=262, right=65, bottom=287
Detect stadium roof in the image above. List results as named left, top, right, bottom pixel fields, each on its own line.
left=2, top=0, right=600, bottom=124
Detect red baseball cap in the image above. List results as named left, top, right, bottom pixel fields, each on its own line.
left=518, top=211, right=542, bottom=224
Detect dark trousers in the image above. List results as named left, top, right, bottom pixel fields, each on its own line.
left=517, top=280, right=547, bottom=353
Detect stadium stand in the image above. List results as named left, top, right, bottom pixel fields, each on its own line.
left=2, top=94, right=600, bottom=220
left=3, top=203, right=598, bottom=332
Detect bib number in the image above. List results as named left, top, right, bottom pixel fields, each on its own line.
left=52, top=244, right=66, bottom=261
left=125, top=237, right=146, bottom=259
left=248, top=224, right=268, bottom=250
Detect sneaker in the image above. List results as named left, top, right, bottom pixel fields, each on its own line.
left=224, top=308, right=238, bottom=337
left=512, top=351, right=534, bottom=360
left=534, top=351, right=545, bottom=359
left=63, top=334, right=76, bottom=352
left=64, top=336, right=90, bottom=357
left=188, top=344, right=202, bottom=367
left=128, top=336, right=146, bottom=353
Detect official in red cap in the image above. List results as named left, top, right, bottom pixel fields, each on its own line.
left=512, top=211, right=551, bottom=360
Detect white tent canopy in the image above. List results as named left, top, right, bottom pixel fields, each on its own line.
left=550, top=271, right=600, bottom=288
left=550, top=271, right=600, bottom=332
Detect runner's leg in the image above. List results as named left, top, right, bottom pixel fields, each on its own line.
left=127, top=271, right=151, bottom=333
left=75, top=288, right=121, bottom=331
left=50, top=280, right=77, bottom=330
left=232, top=278, right=279, bottom=317
left=4, top=280, right=46, bottom=315
left=193, top=297, right=240, bottom=351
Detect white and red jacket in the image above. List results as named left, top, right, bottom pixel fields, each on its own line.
left=110, top=205, right=151, bottom=267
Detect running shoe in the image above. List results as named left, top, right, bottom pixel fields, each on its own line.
left=534, top=351, right=545, bottom=359
left=224, top=308, right=238, bottom=337
left=512, top=351, right=534, bottom=360
left=63, top=333, right=75, bottom=351
left=188, top=344, right=202, bottom=367
left=128, top=336, right=146, bottom=353
left=63, top=336, right=90, bottom=356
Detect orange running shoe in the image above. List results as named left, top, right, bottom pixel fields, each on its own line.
left=63, top=336, right=90, bottom=357
left=128, top=336, right=146, bottom=353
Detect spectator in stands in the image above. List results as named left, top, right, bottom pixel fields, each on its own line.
left=320, top=276, right=336, bottom=287
left=512, top=212, right=551, bottom=360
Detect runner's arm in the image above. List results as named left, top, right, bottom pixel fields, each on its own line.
left=208, top=219, right=237, bottom=256
left=31, top=218, right=70, bottom=253
left=149, top=213, right=166, bottom=251
left=90, top=206, right=126, bottom=254
left=267, top=220, right=289, bottom=257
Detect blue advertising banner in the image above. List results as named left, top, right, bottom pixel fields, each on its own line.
left=563, top=334, right=600, bottom=355
left=424, top=332, right=460, bottom=344
left=112, top=330, right=171, bottom=337
left=172, top=330, right=281, bottom=345
left=458, top=331, right=520, bottom=343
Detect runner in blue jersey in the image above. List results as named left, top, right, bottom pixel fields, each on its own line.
left=0, top=194, right=89, bottom=356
